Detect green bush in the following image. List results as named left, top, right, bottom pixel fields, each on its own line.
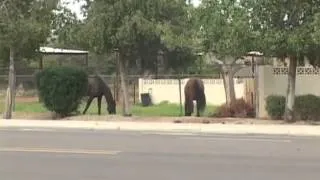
left=35, top=67, right=88, bottom=117
left=294, top=94, right=320, bottom=121
left=265, top=95, right=286, bottom=120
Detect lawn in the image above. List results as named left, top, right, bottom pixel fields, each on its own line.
left=0, top=96, right=217, bottom=117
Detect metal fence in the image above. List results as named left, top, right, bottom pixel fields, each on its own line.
left=0, top=75, right=139, bottom=105
left=0, top=72, right=224, bottom=105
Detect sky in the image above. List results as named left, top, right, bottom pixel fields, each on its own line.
left=63, top=0, right=201, bottom=19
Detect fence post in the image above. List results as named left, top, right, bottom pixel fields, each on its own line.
left=133, top=80, right=136, bottom=104
left=113, top=76, right=117, bottom=102
left=178, top=76, right=183, bottom=116
left=255, top=63, right=259, bottom=118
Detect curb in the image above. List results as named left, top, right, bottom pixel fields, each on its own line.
left=1, top=119, right=320, bottom=136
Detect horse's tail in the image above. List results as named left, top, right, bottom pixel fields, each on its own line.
left=196, top=79, right=206, bottom=112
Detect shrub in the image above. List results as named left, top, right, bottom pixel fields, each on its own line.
left=35, top=67, right=88, bottom=118
left=266, top=94, right=320, bottom=121
left=294, top=94, right=320, bottom=121
left=265, top=95, right=286, bottom=120
left=213, top=98, right=255, bottom=118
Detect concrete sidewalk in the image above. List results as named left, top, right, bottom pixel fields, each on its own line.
left=1, top=119, right=320, bottom=136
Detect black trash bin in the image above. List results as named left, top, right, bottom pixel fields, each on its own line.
left=140, top=93, right=152, bottom=106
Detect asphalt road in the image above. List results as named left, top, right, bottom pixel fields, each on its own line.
left=1, top=127, right=320, bottom=180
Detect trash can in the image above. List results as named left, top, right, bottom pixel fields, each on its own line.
left=140, top=93, right=152, bottom=106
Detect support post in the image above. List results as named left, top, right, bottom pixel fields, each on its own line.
left=133, top=81, right=136, bottom=104
left=178, top=76, right=183, bottom=116
left=39, top=55, right=43, bottom=70
left=255, top=60, right=259, bottom=118
left=85, top=53, right=89, bottom=70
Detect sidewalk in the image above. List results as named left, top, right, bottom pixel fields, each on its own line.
left=1, top=119, right=320, bottom=136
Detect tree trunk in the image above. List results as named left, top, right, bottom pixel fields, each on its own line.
left=222, top=65, right=236, bottom=107
left=3, top=46, right=16, bottom=119
left=119, top=54, right=131, bottom=116
left=284, top=56, right=297, bottom=122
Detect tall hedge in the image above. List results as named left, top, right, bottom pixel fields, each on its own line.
left=35, top=67, right=88, bottom=117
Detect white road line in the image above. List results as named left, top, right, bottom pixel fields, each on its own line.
left=0, top=128, right=57, bottom=132
left=179, top=136, right=292, bottom=143
left=19, top=128, right=57, bottom=132
left=140, top=132, right=196, bottom=136
left=140, top=131, right=296, bottom=142
left=0, top=147, right=121, bottom=155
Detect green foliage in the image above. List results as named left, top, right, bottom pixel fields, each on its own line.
left=197, top=0, right=256, bottom=107
left=0, top=0, right=59, bottom=57
left=248, top=0, right=320, bottom=58
left=0, top=46, right=9, bottom=67
left=197, top=0, right=256, bottom=61
left=166, top=46, right=198, bottom=72
left=35, top=67, right=88, bottom=117
left=294, top=94, right=320, bottom=121
left=51, top=4, right=88, bottom=49
left=266, top=94, right=320, bottom=121
left=265, top=95, right=286, bottom=120
left=0, top=99, right=218, bottom=118
left=79, top=0, right=197, bottom=73
left=132, top=103, right=217, bottom=117
left=312, top=13, right=320, bottom=43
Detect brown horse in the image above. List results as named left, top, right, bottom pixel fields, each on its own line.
left=184, top=78, right=206, bottom=117
left=82, top=75, right=116, bottom=115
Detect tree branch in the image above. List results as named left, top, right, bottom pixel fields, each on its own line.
left=231, top=56, right=245, bottom=65
left=0, top=0, right=10, bottom=16
left=231, top=64, right=248, bottom=76
left=208, top=51, right=224, bottom=65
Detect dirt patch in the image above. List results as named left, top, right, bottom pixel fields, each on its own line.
left=15, top=96, right=39, bottom=103
left=64, top=116, right=320, bottom=125
left=12, top=112, right=53, bottom=120
left=0, top=96, right=39, bottom=103
left=10, top=113, right=320, bottom=126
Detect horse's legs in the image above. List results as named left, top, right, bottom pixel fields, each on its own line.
left=196, top=100, right=200, bottom=117
left=83, top=96, right=94, bottom=114
left=184, top=101, right=189, bottom=116
left=97, top=95, right=102, bottom=115
left=184, top=98, right=193, bottom=116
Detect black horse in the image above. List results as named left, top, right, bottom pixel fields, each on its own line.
left=82, top=75, right=116, bottom=115
left=184, top=78, right=206, bottom=117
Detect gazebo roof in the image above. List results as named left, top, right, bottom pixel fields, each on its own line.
left=39, top=46, right=89, bottom=55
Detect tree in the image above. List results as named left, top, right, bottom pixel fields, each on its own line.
left=0, top=0, right=59, bottom=119
left=81, top=0, right=194, bottom=116
left=51, top=3, right=89, bottom=49
left=309, top=13, right=320, bottom=66
left=197, top=0, right=256, bottom=107
left=248, top=0, right=320, bottom=121
left=312, top=13, right=320, bottom=43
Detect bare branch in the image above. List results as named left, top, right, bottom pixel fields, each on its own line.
left=208, top=51, right=224, bottom=65
left=231, top=64, right=248, bottom=76
left=213, top=59, right=224, bottom=65
left=231, top=56, right=245, bottom=65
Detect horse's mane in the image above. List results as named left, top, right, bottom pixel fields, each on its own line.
left=93, top=73, right=114, bottom=102
left=93, top=73, right=107, bottom=86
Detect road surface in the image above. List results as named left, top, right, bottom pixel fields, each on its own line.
left=1, top=127, right=320, bottom=180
